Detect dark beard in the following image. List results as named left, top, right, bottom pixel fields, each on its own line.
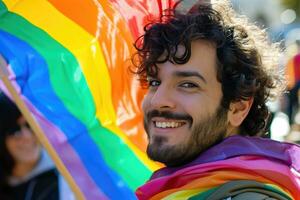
left=145, top=105, right=228, bottom=167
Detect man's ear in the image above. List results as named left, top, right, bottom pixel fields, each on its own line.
left=227, top=98, right=253, bottom=127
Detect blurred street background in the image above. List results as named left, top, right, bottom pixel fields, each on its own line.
left=231, top=0, right=300, bottom=143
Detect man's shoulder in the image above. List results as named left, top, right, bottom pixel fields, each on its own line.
left=206, top=180, right=291, bottom=200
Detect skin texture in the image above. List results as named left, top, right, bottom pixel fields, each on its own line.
left=5, top=116, right=40, bottom=177
left=142, top=40, right=233, bottom=167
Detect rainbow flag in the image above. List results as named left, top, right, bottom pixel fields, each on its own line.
left=3, top=1, right=298, bottom=200
left=137, top=136, right=300, bottom=200
left=0, top=0, right=175, bottom=199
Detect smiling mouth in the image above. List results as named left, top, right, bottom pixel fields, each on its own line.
left=154, top=121, right=186, bottom=128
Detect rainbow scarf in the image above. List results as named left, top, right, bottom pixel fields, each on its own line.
left=0, top=0, right=175, bottom=199
left=136, top=136, right=300, bottom=200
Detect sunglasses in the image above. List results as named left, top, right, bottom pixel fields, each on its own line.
left=5, top=122, right=31, bottom=137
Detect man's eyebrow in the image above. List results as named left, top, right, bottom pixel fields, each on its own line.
left=173, top=71, right=207, bottom=83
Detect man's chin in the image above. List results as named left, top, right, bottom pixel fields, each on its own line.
left=146, top=142, right=197, bottom=167
left=147, top=141, right=169, bottom=163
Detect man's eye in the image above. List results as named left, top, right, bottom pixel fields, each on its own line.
left=180, top=82, right=198, bottom=88
left=148, top=79, right=160, bottom=87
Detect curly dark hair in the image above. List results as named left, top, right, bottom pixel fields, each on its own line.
left=132, top=0, right=285, bottom=136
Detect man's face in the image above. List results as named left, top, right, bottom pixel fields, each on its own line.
left=142, top=40, right=229, bottom=167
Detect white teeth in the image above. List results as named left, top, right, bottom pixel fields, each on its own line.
left=155, top=121, right=183, bottom=128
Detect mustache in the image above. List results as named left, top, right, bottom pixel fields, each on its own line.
left=146, top=110, right=193, bottom=124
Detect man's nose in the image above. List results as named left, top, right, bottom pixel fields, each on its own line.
left=150, top=85, right=176, bottom=110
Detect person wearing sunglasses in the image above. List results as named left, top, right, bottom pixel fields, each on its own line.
left=0, top=93, right=74, bottom=200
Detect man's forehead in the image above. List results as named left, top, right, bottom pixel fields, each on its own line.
left=150, top=40, right=217, bottom=81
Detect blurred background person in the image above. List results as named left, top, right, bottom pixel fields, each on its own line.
left=0, top=93, right=74, bottom=200
left=284, top=40, right=300, bottom=124
left=230, top=0, right=300, bottom=142
left=283, top=40, right=300, bottom=143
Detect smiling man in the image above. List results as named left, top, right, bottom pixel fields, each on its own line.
left=143, top=41, right=229, bottom=167
left=134, top=0, right=300, bottom=199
